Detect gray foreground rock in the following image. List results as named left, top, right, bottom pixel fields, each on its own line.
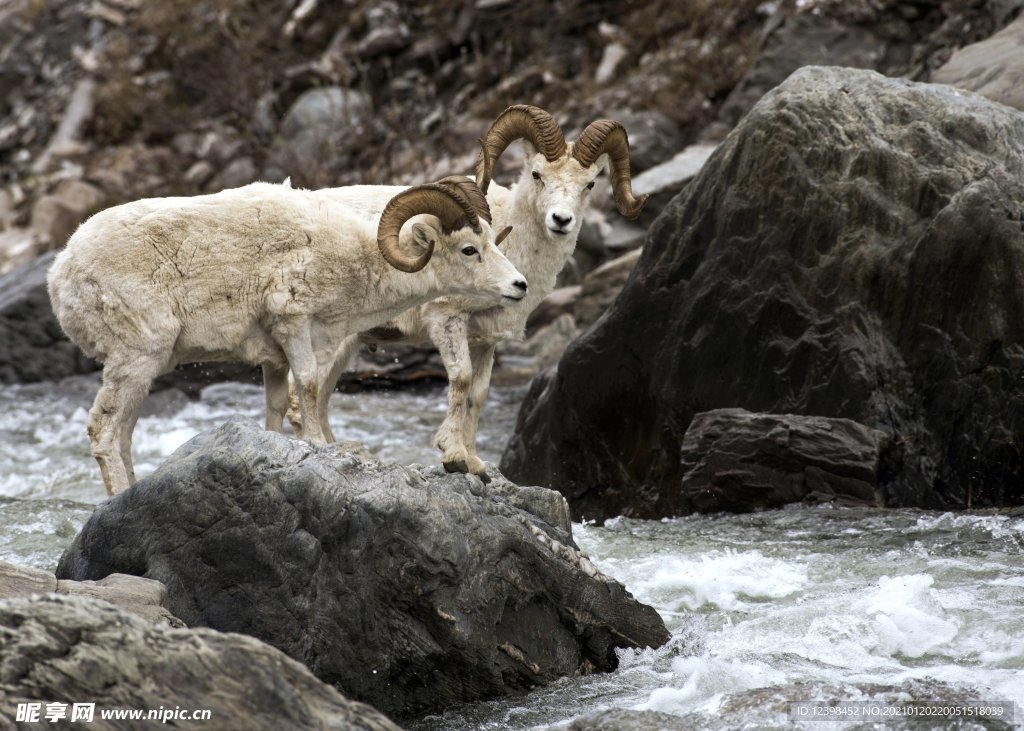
left=57, top=420, right=668, bottom=720
left=0, top=560, right=182, bottom=627
left=678, top=410, right=885, bottom=513
left=0, top=594, right=401, bottom=731
left=502, top=67, right=1024, bottom=519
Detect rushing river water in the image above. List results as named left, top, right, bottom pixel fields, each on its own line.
left=2, top=375, right=1022, bottom=729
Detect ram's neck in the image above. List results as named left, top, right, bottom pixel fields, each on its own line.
left=347, top=231, right=443, bottom=330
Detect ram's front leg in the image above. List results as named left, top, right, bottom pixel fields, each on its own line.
left=292, top=371, right=326, bottom=445
left=316, top=334, right=361, bottom=443
left=427, top=314, right=474, bottom=475
left=276, top=322, right=328, bottom=446
left=285, top=371, right=305, bottom=438
left=264, top=363, right=290, bottom=433
left=286, top=334, right=359, bottom=442
left=462, top=341, right=498, bottom=481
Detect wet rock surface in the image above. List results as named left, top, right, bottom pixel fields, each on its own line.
left=678, top=409, right=885, bottom=513
left=0, top=594, right=401, bottom=731
left=502, top=67, right=1024, bottom=519
left=57, top=420, right=668, bottom=720
left=0, top=559, right=183, bottom=628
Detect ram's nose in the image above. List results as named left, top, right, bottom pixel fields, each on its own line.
left=548, top=211, right=575, bottom=235
left=503, top=278, right=528, bottom=302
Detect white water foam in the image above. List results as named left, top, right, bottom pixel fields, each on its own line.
left=4, top=375, right=1023, bottom=730
left=624, top=549, right=808, bottom=612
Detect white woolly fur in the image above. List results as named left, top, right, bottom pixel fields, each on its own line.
left=48, top=180, right=526, bottom=495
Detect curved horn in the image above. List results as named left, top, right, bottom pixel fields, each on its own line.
left=475, top=104, right=567, bottom=193
left=435, top=175, right=492, bottom=225
left=377, top=183, right=480, bottom=273
left=572, top=119, right=649, bottom=220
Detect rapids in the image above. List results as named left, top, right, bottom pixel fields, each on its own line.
left=1, top=375, right=1020, bottom=729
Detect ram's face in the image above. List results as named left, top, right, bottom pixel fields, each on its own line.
left=525, top=152, right=601, bottom=240
left=414, top=221, right=527, bottom=305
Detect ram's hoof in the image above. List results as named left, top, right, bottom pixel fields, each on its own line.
left=443, top=459, right=469, bottom=474
left=477, top=471, right=492, bottom=484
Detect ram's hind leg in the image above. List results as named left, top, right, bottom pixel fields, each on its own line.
left=285, top=372, right=304, bottom=438
left=462, top=342, right=497, bottom=482
left=88, top=354, right=163, bottom=496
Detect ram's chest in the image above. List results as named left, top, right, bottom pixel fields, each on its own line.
left=504, top=232, right=575, bottom=296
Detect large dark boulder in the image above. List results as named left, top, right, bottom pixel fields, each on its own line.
left=56, top=420, right=668, bottom=720
left=501, top=66, right=1024, bottom=520
left=0, top=594, right=401, bottom=731
left=0, top=252, right=97, bottom=384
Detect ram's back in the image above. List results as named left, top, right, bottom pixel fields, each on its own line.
left=47, top=183, right=328, bottom=365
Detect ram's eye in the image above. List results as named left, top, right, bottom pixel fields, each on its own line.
left=532, top=171, right=541, bottom=181
left=586, top=181, right=595, bottom=190
left=461, top=246, right=478, bottom=256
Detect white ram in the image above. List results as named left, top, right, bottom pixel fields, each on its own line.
left=288, top=105, right=647, bottom=480
left=47, top=176, right=526, bottom=495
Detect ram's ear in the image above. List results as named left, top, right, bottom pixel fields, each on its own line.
left=410, top=222, right=439, bottom=254
left=495, top=225, right=513, bottom=247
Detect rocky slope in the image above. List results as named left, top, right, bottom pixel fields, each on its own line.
left=3, top=0, right=1019, bottom=318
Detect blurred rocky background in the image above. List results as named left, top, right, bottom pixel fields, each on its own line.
left=3, top=0, right=1023, bottom=511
